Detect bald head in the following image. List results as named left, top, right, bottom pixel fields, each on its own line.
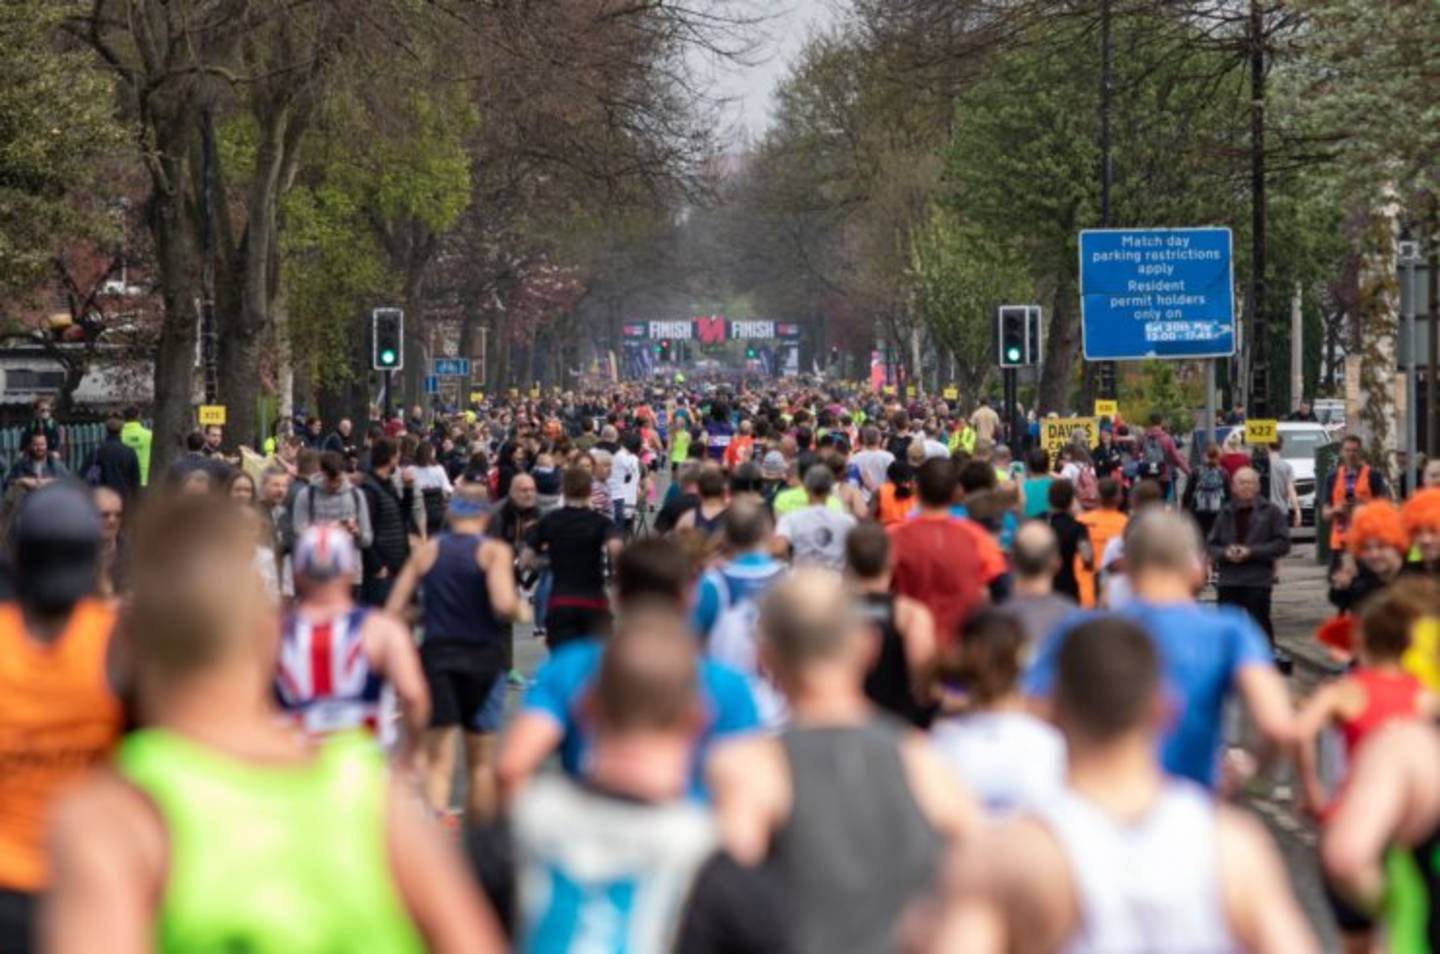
left=1232, top=466, right=1259, bottom=502
left=760, top=569, right=862, bottom=674
left=593, top=605, right=699, bottom=734
left=1126, top=509, right=1205, bottom=580
left=723, top=498, right=772, bottom=552
left=1012, top=521, right=1061, bottom=581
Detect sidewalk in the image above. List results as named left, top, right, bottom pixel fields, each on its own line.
left=1268, top=549, right=1346, bottom=691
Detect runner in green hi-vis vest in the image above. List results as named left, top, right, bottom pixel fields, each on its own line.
left=42, top=494, right=503, bottom=954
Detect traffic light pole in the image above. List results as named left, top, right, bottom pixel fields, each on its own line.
left=1097, top=0, right=1118, bottom=401
left=1003, top=367, right=1018, bottom=449
left=383, top=369, right=392, bottom=419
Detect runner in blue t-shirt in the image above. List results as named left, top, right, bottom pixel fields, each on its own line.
left=1023, top=509, right=1295, bottom=789
left=511, top=639, right=758, bottom=798
left=498, top=537, right=760, bottom=801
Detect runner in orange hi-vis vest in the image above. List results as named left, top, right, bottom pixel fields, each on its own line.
left=0, top=484, right=121, bottom=951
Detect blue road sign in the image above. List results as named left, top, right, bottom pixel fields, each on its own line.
left=1079, top=227, right=1236, bottom=361
left=432, top=357, right=471, bottom=377
left=423, top=375, right=439, bottom=395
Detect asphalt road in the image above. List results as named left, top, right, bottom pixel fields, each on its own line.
left=1230, top=548, right=1347, bottom=952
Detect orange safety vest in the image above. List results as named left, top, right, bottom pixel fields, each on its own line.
left=1078, top=508, right=1129, bottom=608
left=877, top=484, right=912, bottom=528
left=1329, top=464, right=1375, bottom=550
left=0, top=600, right=122, bottom=891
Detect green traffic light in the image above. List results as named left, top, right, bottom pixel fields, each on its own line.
left=1006, top=347, right=1022, bottom=362
left=380, top=348, right=397, bottom=365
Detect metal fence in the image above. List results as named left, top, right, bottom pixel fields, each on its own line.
left=0, top=421, right=115, bottom=476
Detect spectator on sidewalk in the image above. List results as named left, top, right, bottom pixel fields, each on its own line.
left=1322, top=435, right=1390, bottom=560
left=20, top=397, right=61, bottom=460
left=1208, top=467, right=1291, bottom=664
left=82, top=416, right=141, bottom=501
left=5, top=433, right=67, bottom=498
left=1267, top=437, right=1302, bottom=528
left=119, top=406, right=152, bottom=487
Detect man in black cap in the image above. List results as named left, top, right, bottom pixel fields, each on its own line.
left=0, top=483, right=122, bottom=952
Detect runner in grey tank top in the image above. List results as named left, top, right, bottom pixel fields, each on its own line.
left=708, top=572, right=977, bottom=954
left=767, top=720, right=942, bottom=954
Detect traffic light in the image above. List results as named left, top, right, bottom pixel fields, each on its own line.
left=372, top=308, right=403, bottom=371
left=1097, top=361, right=1117, bottom=399
left=745, top=346, right=757, bottom=359
left=997, top=306, right=1041, bottom=368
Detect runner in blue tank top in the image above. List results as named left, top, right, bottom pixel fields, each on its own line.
left=386, top=485, right=527, bottom=822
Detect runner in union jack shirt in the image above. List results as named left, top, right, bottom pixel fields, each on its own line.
left=277, top=524, right=429, bottom=769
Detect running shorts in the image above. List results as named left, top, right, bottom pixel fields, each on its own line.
left=420, top=639, right=504, bottom=732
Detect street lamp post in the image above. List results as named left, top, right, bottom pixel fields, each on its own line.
left=1401, top=239, right=1424, bottom=488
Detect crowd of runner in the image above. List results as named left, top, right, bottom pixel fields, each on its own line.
left=6, top=380, right=1440, bottom=951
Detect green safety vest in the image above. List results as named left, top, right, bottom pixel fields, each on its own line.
left=948, top=425, right=976, bottom=455
left=773, top=486, right=845, bottom=518
left=117, top=729, right=424, bottom=954
left=120, top=421, right=152, bottom=486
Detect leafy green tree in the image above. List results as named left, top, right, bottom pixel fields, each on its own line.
left=909, top=205, right=1028, bottom=408
left=0, top=1, right=121, bottom=298
left=1291, top=0, right=1439, bottom=460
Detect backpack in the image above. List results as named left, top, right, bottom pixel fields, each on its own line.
left=1193, top=465, right=1227, bottom=514
left=1075, top=464, right=1099, bottom=508
left=704, top=566, right=787, bottom=726
left=1140, top=433, right=1166, bottom=479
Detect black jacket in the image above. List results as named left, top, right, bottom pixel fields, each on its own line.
left=1207, top=498, right=1291, bottom=588
left=360, top=470, right=414, bottom=574
left=1330, top=564, right=1394, bottom=614
left=86, top=435, right=141, bottom=499
left=322, top=431, right=354, bottom=456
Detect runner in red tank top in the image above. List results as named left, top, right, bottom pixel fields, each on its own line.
left=1295, top=581, right=1439, bottom=954
left=1297, top=583, right=1436, bottom=819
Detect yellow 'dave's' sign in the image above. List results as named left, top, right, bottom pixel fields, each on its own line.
left=1041, top=417, right=1100, bottom=456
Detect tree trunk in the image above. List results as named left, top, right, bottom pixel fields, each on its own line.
left=217, top=104, right=293, bottom=451
left=1039, top=273, right=1080, bottom=413
left=1077, top=359, right=1098, bottom=416
left=148, top=182, right=201, bottom=476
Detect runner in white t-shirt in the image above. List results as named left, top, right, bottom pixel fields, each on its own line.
left=774, top=466, right=857, bottom=571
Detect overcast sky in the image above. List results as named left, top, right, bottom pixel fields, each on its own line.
left=702, top=0, right=842, bottom=141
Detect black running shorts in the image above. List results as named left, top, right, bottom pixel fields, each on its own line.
left=420, top=639, right=504, bottom=732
